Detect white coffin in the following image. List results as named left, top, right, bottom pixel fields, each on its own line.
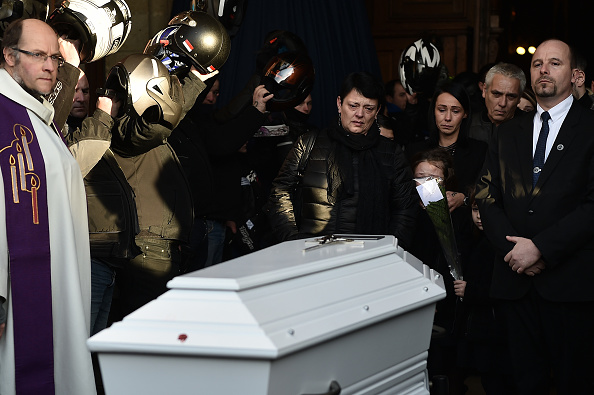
left=88, top=235, right=445, bottom=395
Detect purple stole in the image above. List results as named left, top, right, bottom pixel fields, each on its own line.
left=0, top=94, right=55, bottom=394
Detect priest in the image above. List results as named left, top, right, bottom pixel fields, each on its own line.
left=0, top=18, right=95, bottom=395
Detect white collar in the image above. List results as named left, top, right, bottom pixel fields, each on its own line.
left=0, top=68, right=55, bottom=125
left=536, top=94, right=573, bottom=123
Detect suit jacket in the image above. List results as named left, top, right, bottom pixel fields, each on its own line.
left=476, top=101, right=594, bottom=302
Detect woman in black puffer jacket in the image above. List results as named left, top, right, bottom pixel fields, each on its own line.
left=265, top=72, right=418, bottom=248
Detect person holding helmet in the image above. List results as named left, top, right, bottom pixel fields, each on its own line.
left=169, top=79, right=274, bottom=268
left=398, top=38, right=445, bottom=142
left=225, top=47, right=318, bottom=252
left=214, top=29, right=309, bottom=123
left=265, top=72, right=418, bottom=246
left=63, top=70, right=139, bottom=339
left=248, top=51, right=317, bottom=199
left=159, top=22, right=283, bottom=268
left=43, top=0, right=132, bottom=133
left=164, top=29, right=279, bottom=268
left=107, top=11, right=230, bottom=315
left=103, top=53, right=214, bottom=317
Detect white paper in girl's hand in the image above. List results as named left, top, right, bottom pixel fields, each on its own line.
left=416, top=178, right=444, bottom=207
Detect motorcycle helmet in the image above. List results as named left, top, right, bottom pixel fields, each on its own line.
left=145, top=11, right=230, bottom=75
left=261, top=52, right=315, bottom=112
left=398, top=38, right=441, bottom=95
left=104, top=54, right=183, bottom=129
left=144, top=26, right=188, bottom=75
left=256, top=29, right=307, bottom=70
left=47, top=0, right=132, bottom=63
left=187, top=0, right=247, bottom=37
left=0, top=0, right=48, bottom=40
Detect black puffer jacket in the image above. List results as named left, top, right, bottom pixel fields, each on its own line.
left=266, top=128, right=418, bottom=247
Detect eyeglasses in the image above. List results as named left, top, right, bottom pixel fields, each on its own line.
left=11, top=48, right=65, bottom=67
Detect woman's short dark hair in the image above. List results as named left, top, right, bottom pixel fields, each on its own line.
left=1, top=19, right=24, bottom=64
left=339, top=72, right=385, bottom=106
left=428, top=80, right=472, bottom=143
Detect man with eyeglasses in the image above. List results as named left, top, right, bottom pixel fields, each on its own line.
left=0, top=18, right=96, bottom=395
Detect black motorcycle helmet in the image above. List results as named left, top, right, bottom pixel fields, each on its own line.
left=398, top=38, right=441, bottom=95
left=256, top=29, right=308, bottom=70
left=145, top=11, right=230, bottom=75
left=0, top=0, right=48, bottom=40
left=144, top=25, right=188, bottom=75
left=47, top=0, right=132, bottom=63
left=104, top=54, right=184, bottom=129
left=261, top=52, right=315, bottom=112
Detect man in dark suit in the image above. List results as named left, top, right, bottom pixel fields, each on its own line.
left=476, top=39, right=594, bottom=394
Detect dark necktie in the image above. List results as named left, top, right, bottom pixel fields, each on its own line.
left=533, top=111, right=550, bottom=187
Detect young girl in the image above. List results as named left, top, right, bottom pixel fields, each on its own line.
left=410, top=147, right=471, bottom=395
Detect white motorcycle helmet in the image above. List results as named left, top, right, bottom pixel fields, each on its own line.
left=103, top=54, right=184, bottom=129
left=47, top=0, right=132, bottom=63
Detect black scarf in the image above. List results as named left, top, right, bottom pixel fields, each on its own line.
left=326, top=120, right=390, bottom=234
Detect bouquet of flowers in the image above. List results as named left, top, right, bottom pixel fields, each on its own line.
left=415, top=176, right=463, bottom=280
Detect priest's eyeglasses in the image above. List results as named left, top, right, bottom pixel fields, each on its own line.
left=11, top=48, right=65, bottom=68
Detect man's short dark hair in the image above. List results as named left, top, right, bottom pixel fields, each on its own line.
left=1, top=19, right=24, bottom=65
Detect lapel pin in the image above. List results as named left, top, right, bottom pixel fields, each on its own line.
left=557, top=144, right=564, bottom=151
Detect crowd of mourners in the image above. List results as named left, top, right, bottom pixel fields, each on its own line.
left=2, top=2, right=594, bottom=395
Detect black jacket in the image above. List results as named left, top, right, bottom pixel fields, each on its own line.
left=266, top=128, right=418, bottom=247
left=476, top=101, right=594, bottom=301
left=169, top=105, right=267, bottom=220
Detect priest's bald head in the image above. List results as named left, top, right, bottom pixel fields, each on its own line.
left=1, top=19, right=62, bottom=97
